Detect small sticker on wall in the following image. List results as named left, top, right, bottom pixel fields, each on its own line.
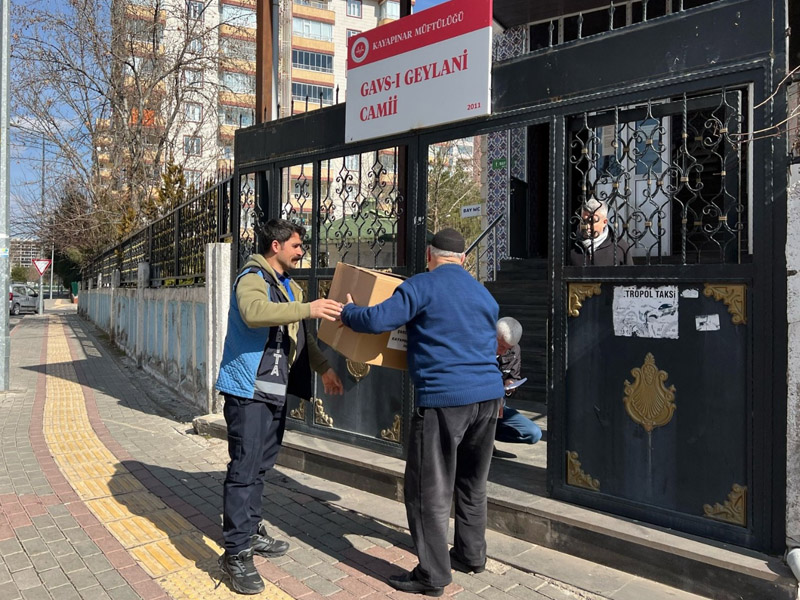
left=681, top=289, right=699, bottom=298
left=695, top=314, right=720, bottom=332
left=387, top=326, right=407, bottom=351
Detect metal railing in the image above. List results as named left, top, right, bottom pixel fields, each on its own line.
left=86, top=174, right=235, bottom=288
left=465, top=213, right=504, bottom=282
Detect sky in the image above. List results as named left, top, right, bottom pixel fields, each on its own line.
left=414, top=0, right=449, bottom=13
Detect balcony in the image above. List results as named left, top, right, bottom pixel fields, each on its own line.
left=293, top=1, right=335, bottom=23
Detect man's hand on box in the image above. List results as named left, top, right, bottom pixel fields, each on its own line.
left=321, top=368, right=344, bottom=395
left=345, top=293, right=355, bottom=306
left=310, top=298, right=343, bottom=321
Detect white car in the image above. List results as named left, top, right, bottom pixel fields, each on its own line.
left=9, top=284, right=40, bottom=315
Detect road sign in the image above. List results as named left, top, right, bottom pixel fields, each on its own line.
left=32, top=259, right=51, bottom=276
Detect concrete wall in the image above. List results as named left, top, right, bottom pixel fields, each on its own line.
left=78, top=244, right=231, bottom=414
left=787, top=174, right=800, bottom=551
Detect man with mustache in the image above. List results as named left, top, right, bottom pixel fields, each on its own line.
left=216, top=218, right=344, bottom=594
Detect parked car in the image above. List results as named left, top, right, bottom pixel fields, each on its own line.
left=9, top=284, right=39, bottom=315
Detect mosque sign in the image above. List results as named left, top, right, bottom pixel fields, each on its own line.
left=345, top=0, right=492, bottom=143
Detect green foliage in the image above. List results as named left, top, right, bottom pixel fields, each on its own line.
left=10, top=265, right=28, bottom=282
left=426, top=139, right=484, bottom=244
left=150, top=157, right=187, bottom=220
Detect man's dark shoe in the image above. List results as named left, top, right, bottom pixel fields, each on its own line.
left=251, top=521, right=290, bottom=557
left=388, top=571, right=444, bottom=597
left=449, top=548, right=486, bottom=574
left=492, top=445, right=516, bottom=459
left=218, top=548, right=265, bottom=595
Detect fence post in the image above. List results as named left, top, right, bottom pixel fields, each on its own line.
left=136, top=262, right=149, bottom=367
left=109, top=268, right=120, bottom=342
left=205, top=243, right=231, bottom=413
left=174, top=208, right=180, bottom=282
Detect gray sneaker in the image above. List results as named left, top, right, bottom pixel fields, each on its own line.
left=251, top=521, right=290, bottom=558
left=218, top=547, right=265, bottom=595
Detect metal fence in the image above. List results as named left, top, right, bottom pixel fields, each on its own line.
left=86, top=174, right=235, bottom=287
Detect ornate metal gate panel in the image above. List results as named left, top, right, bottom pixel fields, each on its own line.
left=233, top=0, right=787, bottom=551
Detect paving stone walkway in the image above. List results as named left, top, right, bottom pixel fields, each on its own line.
left=0, top=308, right=697, bottom=600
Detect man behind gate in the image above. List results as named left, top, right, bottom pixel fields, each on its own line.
left=215, top=218, right=344, bottom=595
left=341, top=227, right=504, bottom=597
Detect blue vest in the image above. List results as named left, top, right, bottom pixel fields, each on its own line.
left=215, top=265, right=312, bottom=405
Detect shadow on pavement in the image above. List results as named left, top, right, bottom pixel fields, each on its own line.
left=109, top=459, right=415, bottom=595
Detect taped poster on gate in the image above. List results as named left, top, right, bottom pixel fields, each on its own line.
left=612, top=285, right=679, bottom=339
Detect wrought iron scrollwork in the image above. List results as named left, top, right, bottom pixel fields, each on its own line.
left=568, top=88, right=747, bottom=266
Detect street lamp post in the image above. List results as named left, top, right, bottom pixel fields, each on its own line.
left=0, top=0, right=11, bottom=389
left=38, top=137, right=44, bottom=314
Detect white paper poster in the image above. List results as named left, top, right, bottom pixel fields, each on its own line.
left=613, top=286, right=679, bottom=339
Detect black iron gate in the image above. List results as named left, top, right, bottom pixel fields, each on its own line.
left=234, top=0, right=786, bottom=551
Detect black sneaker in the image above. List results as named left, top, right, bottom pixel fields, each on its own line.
left=218, top=548, right=265, bottom=595
left=251, top=521, right=290, bottom=558
left=492, top=446, right=516, bottom=459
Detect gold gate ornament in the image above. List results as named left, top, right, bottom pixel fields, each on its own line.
left=703, top=283, right=747, bottom=325
left=623, top=353, right=676, bottom=432
left=565, top=451, right=600, bottom=491
left=346, top=359, right=371, bottom=382
left=703, top=484, right=747, bottom=526
left=568, top=283, right=602, bottom=318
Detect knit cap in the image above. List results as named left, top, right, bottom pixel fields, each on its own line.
left=431, top=228, right=465, bottom=253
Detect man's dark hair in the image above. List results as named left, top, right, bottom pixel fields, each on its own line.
left=259, top=219, right=306, bottom=253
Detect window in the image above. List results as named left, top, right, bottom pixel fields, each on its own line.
left=185, top=102, right=202, bottom=122
left=220, top=4, right=257, bottom=28
left=185, top=169, right=203, bottom=188
left=220, top=37, right=257, bottom=58
left=379, top=1, right=399, bottom=20
left=221, top=144, right=234, bottom=160
left=291, top=49, right=333, bottom=73
left=218, top=105, right=254, bottom=127
left=344, top=155, right=360, bottom=171
left=127, top=19, right=163, bottom=45
left=292, top=82, right=333, bottom=104
left=124, top=56, right=158, bottom=76
left=183, top=69, right=202, bottom=86
left=188, top=36, right=203, bottom=54
left=292, top=17, right=333, bottom=42
left=346, top=29, right=360, bottom=39
left=184, top=136, right=202, bottom=156
left=220, top=71, right=255, bottom=94
left=346, top=0, right=362, bottom=17
left=187, top=0, right=204, bottom=20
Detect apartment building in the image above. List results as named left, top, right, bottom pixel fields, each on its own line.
left=9, top=239, right=40, bottom=270
left=103, top=0, right=400, bottom=199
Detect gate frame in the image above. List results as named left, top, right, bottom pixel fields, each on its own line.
left=233, top=0, right=788, bottom=552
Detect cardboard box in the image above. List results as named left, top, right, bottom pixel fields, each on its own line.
left=318, top=263, right=408, bottom=370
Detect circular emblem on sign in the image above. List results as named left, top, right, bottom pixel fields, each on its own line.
left=350, top=37, right=369, bottom=64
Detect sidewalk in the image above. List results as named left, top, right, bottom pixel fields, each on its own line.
left=0, top=306, right=709, bottom=600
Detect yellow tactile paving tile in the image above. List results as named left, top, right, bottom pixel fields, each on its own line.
left=86, top=492, right=168, bottom=522
left=42, top=320, right=266, bottom=598
left=72, top=473, right=145, bottom=500
left=160, top=567, right=293, bottom=600
left=107, top=515, right=172, bottom=548
left=130, top=534, right=219, bottom=577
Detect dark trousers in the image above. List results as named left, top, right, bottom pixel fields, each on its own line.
left=404, top=398, right=501, bottom=587
left=222, top=394, right=287, bottom=554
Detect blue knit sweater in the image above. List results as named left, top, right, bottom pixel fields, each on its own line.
left=340, top=264, right=504, bottom=408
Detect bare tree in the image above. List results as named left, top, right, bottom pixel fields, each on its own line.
left=11, top=0, right=256, bottom=261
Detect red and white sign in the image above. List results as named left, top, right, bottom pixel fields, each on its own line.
left=345, top=0, right=493, bottom=143
left=32, top=259, right=51, bottom=276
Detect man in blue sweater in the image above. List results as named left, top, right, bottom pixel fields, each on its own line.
left=341, top=228, right=504, bottom=597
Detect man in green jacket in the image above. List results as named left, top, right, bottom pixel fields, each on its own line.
left=216, top=218, right=343, bottom=594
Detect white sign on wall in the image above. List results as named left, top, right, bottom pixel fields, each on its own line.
left=461, top=204, right=482, bottom=218
left=345, top=0, right=493, bottom=143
